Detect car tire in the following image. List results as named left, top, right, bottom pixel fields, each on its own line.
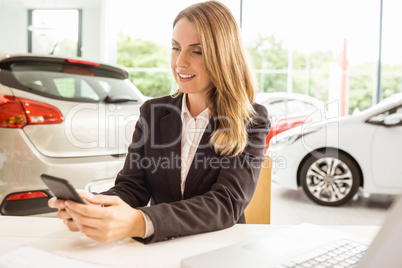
left=300, top=149, right=361, bottom=206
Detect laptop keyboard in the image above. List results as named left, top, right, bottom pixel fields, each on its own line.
left=273, top=239, right=369, bottom=268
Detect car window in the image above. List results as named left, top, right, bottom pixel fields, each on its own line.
left=98, top=80, right=113, bottom=94
left=287, top=99, right=308, bottom=114
left=265, top=100, right=286, bottom=118
left=54, top=77, right=100, bottom=100
left=304, top=102, right=318, bottom=113
left=0, top=60, right=142, bottom=103
left=286, top=99, right=320, bottom=116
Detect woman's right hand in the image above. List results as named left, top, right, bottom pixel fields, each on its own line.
left=48, top=190, right=95, bottom=232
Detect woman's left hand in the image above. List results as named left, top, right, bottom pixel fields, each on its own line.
left=64, top=194, right=146, bottom=243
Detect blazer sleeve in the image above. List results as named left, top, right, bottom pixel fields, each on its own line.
left=137, top=104, right=270, bottom=243
left=101, top=100, right=152, bottom=207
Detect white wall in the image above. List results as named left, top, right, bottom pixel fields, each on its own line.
left=0, top=0, right=117, bottom=64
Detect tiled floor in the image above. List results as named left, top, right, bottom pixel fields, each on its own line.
left=270, top=183, right=396, bottom=226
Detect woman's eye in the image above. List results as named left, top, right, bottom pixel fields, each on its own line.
left=193, top=51, right=202, bottom=55
left=171, top=47, right=180, bottom=51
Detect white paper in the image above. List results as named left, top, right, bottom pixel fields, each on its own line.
left=0, top=246, right=109, bottom=268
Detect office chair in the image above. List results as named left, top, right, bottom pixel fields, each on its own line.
left=244, top=155, right=271, bottom=224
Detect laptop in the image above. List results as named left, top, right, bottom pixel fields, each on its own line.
left=181, top=195, right=402, bottom=268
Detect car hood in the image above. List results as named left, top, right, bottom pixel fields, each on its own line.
left=271, top=113, right=360, bottom=142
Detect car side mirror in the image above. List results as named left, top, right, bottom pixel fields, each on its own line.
left=383, top=113, right=402, bottom=126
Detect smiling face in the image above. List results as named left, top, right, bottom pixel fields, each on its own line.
left=171, top=18, right=214, bottom=105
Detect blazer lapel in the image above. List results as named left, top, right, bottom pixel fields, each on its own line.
left=159, top=96, right=183, bottom=201
left=183, top=119, right=216, bottom=199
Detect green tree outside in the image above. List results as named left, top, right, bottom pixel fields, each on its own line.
left=382, top=64, right=402, bottom=99
left=117, top=32, right=172, bottom=97
left=117, top=32, right=401, bottom=113
left=247, top=35, right=332, bottom=102
left=247, top=34, right=288, bottom=93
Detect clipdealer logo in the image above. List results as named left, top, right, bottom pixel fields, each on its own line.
left=64, top=103, right=138, bottom=154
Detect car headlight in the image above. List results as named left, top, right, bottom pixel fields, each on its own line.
left=270, top=133, right=302, bottom=147
left=270, top=125, right=323, bottom=148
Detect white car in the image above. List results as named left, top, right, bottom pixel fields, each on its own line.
left=0, top=54, right=145, bottom=215
left=268, top=93, right=402, bottom=206
left=255, top=92, right=326, bottom=153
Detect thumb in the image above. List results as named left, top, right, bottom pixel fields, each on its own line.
left=88, top=194, right=122, bottom=207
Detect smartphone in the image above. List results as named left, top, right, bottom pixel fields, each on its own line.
left=41, top=174, right=86, bottom=204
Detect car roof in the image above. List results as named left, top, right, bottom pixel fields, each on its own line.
left=0, top=53, right=129, bottom=79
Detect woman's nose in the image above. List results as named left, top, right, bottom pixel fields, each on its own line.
left=176, top=51, right=189, bottom=67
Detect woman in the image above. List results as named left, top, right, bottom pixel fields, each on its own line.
left=49, top=1, right=270, bottom=244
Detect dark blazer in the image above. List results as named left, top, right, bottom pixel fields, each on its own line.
left=103, top=94, right=270, bottom=243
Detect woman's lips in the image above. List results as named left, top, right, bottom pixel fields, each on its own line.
left=178, top=73, right=196, bottom=82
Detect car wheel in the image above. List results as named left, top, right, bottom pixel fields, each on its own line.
left=300, top=149, right=361, bottom=206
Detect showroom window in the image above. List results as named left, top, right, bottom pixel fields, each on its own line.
left=241, top=0, right=380, bottom=115
left=109, top=0, right=401, bottom=113
left=28, top=9, right=82, bottom=57
left=380, top=0, right=402, bottom=101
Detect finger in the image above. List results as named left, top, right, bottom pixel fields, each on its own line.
left=67, top=208, right=104, bottom=230
left=65, top=200, right=106, bottom=220
left=63, top=219, right=80, bottom=232
left=83, top=229, right=113, bottom=244
left=57, top=209, right=73, bottom=221
left=48, top=197, right=66, bottom=209
left=89, top=194, right=122, bottom=207
left=72, top=223, right=109, bottom=243
left=77, top=190, right=95, bottom=201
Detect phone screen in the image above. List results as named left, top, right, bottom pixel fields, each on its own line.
left=41, top=174, right=85, bottom=204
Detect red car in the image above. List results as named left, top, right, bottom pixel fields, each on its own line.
left=256, top=92, right=326, bottom=153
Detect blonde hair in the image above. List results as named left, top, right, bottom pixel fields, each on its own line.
left=173, top=1, right=258, bottom=156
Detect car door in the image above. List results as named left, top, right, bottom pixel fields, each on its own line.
left=370, top=105, right=402, bottom=189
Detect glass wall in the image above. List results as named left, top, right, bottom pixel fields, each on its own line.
left=113, top=0, right=240, bottom=97
left=114, top=0, right=400, bottom=113
left=28, top=9, right=81, bottom=57
left=381, top=0, right=402, bottom=100
left=242, top=0, right=380, bottom=115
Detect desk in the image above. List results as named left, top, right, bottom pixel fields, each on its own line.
left=0, top=216, right=380, bottom=268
